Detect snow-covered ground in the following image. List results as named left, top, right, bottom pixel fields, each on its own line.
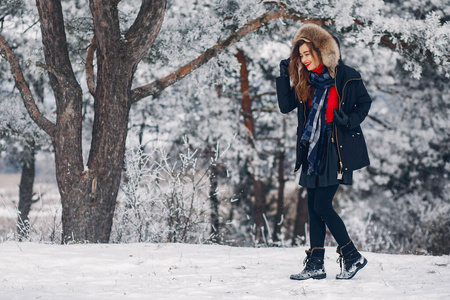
left=0, top=242, right=449, bottom=299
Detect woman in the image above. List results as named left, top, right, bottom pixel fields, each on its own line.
left=276, top=23, right=371, bottom=280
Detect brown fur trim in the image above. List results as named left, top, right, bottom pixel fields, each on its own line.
left=291, top=23, right=340, bottom=78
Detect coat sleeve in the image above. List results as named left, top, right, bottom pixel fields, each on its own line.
left=276, top=76, right=297, bottom=114
left=347, top=79, right=371, bottom=130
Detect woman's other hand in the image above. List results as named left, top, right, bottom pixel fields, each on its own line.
left=280, top=58, right=290, bottom=77
left=333, top=109, right=349, bottom=128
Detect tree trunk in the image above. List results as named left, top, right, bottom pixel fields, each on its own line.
left=293, top=188, right=308, bottom=245
left=253, top=179, right=268, bottom=242
left=208, top=86, right=223, bottom=241
left=273, top=149, right=285, bottom=242
left=235, top=49, right=267, bottom=243
left=17, top=75, right=44, bottom=240
left=60, top=5, right=136, bottom=242
left=59, top=85, right=130, bottom=243
left=209, top=163, right=220, bottom=241
left=17, top=140, right=36, bottom=239
left=36, top=0, right=84, bottom=242
left=230, top=162, right=253, bottom=224
left=34, top=0, right=166, bottom=243
left=58, top=71, right=132, bottom=243
left=235, top=49, right=255, bottom=145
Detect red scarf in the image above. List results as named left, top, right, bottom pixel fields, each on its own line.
left=308, top=64, right=339, bottom=123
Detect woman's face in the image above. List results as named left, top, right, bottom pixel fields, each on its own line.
left=299, top=43, right=320, bottom=71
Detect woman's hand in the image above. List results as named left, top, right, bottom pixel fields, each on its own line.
left=279, top=58, right=290, bottom=77
left=333, top=109, right=349, bottom=128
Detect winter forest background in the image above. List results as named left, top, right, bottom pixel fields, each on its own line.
left=0, top=0, right=449, bottom=256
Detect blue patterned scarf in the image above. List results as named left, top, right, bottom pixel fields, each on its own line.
left=301, top=66, right=335, bottom=175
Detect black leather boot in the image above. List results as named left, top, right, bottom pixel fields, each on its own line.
left=336, top=241, right=368, bottom=280
left=290, top=247, right=326, bottom=280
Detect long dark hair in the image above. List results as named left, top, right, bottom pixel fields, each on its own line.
left=289, top=40, right=322, bottom=103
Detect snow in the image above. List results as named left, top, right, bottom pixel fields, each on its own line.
left=0, top=242, right=449, bottom=299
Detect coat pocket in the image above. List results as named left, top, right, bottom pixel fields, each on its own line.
left=336, top=126, right=370, bottom=171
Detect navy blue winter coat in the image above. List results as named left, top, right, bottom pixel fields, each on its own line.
left=276, top=61, right=371, bottom=174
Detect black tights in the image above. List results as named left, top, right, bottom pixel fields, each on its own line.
left=307, top=184, right=351, bottom=248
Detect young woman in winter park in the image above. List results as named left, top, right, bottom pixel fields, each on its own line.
left=276, top=23, right=371, bottom=280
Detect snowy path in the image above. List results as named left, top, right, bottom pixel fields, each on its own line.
left=0, top=242, right=448, bottom=299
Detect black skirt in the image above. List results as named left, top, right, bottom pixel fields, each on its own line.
left=299, top=123, right=353, bottom=188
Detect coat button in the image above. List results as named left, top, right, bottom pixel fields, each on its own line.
left=340, top=145, right=342, bottom=148
left=345, top=168, right=348, bottom=171
left=342, top=102, right=344, bottom=105
left=352, top=134, right=355, bottom=137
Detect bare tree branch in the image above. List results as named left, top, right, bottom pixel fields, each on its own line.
left=125, top=0, right=167, bottom=66
left=251, top=92, right=277, bottom=101
left=36, top=61, right=65, bottom=83
left=36, top=0, right=80, bottom=95
left=375, top=84, right=401, bottom=96
left=380, top=35, right=416, bottom=51
left=0, top=34, right=56, bottom=137
left=367, top=115, right=393, bottom=130
left=36, top=0, right=85, bottom=181
left=86, top=36, right=96, bottom=97
left=255, top=137, right=281, bottom=142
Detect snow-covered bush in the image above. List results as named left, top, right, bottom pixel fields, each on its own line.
left=111, top=139, right=215, bottom=244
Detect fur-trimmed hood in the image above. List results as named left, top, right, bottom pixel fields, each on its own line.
left=291, top=23, right=340, bottom=78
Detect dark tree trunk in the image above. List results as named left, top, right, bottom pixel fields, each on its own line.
left=60, top=72, right=131, bottom=243
left=273, top=149, right=285, bottom=242
left=208, top=86, right=222, bottom=241
left=36, top=0, right=84, bottom=242
left=230, top=162, right=253, bottom=224
left=17, top=140, right=36, bottom=239
left=17, top=75, right=44, bottom=239
left=253, top=179, right=268, bottom=242
left=293, top=188, right=308, bottom=245
left=209, top=163, right=220, bottom=240
left=58, top=0, right=135, bottom=243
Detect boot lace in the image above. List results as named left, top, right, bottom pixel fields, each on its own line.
left=336, top=255, right=343, bottom=267
left=303, top=256, right=309, bottom=266
left=303, top=249, right=312, bottom=266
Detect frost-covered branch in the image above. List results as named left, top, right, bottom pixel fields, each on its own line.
left=0, top=34, right=56, bottom=137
